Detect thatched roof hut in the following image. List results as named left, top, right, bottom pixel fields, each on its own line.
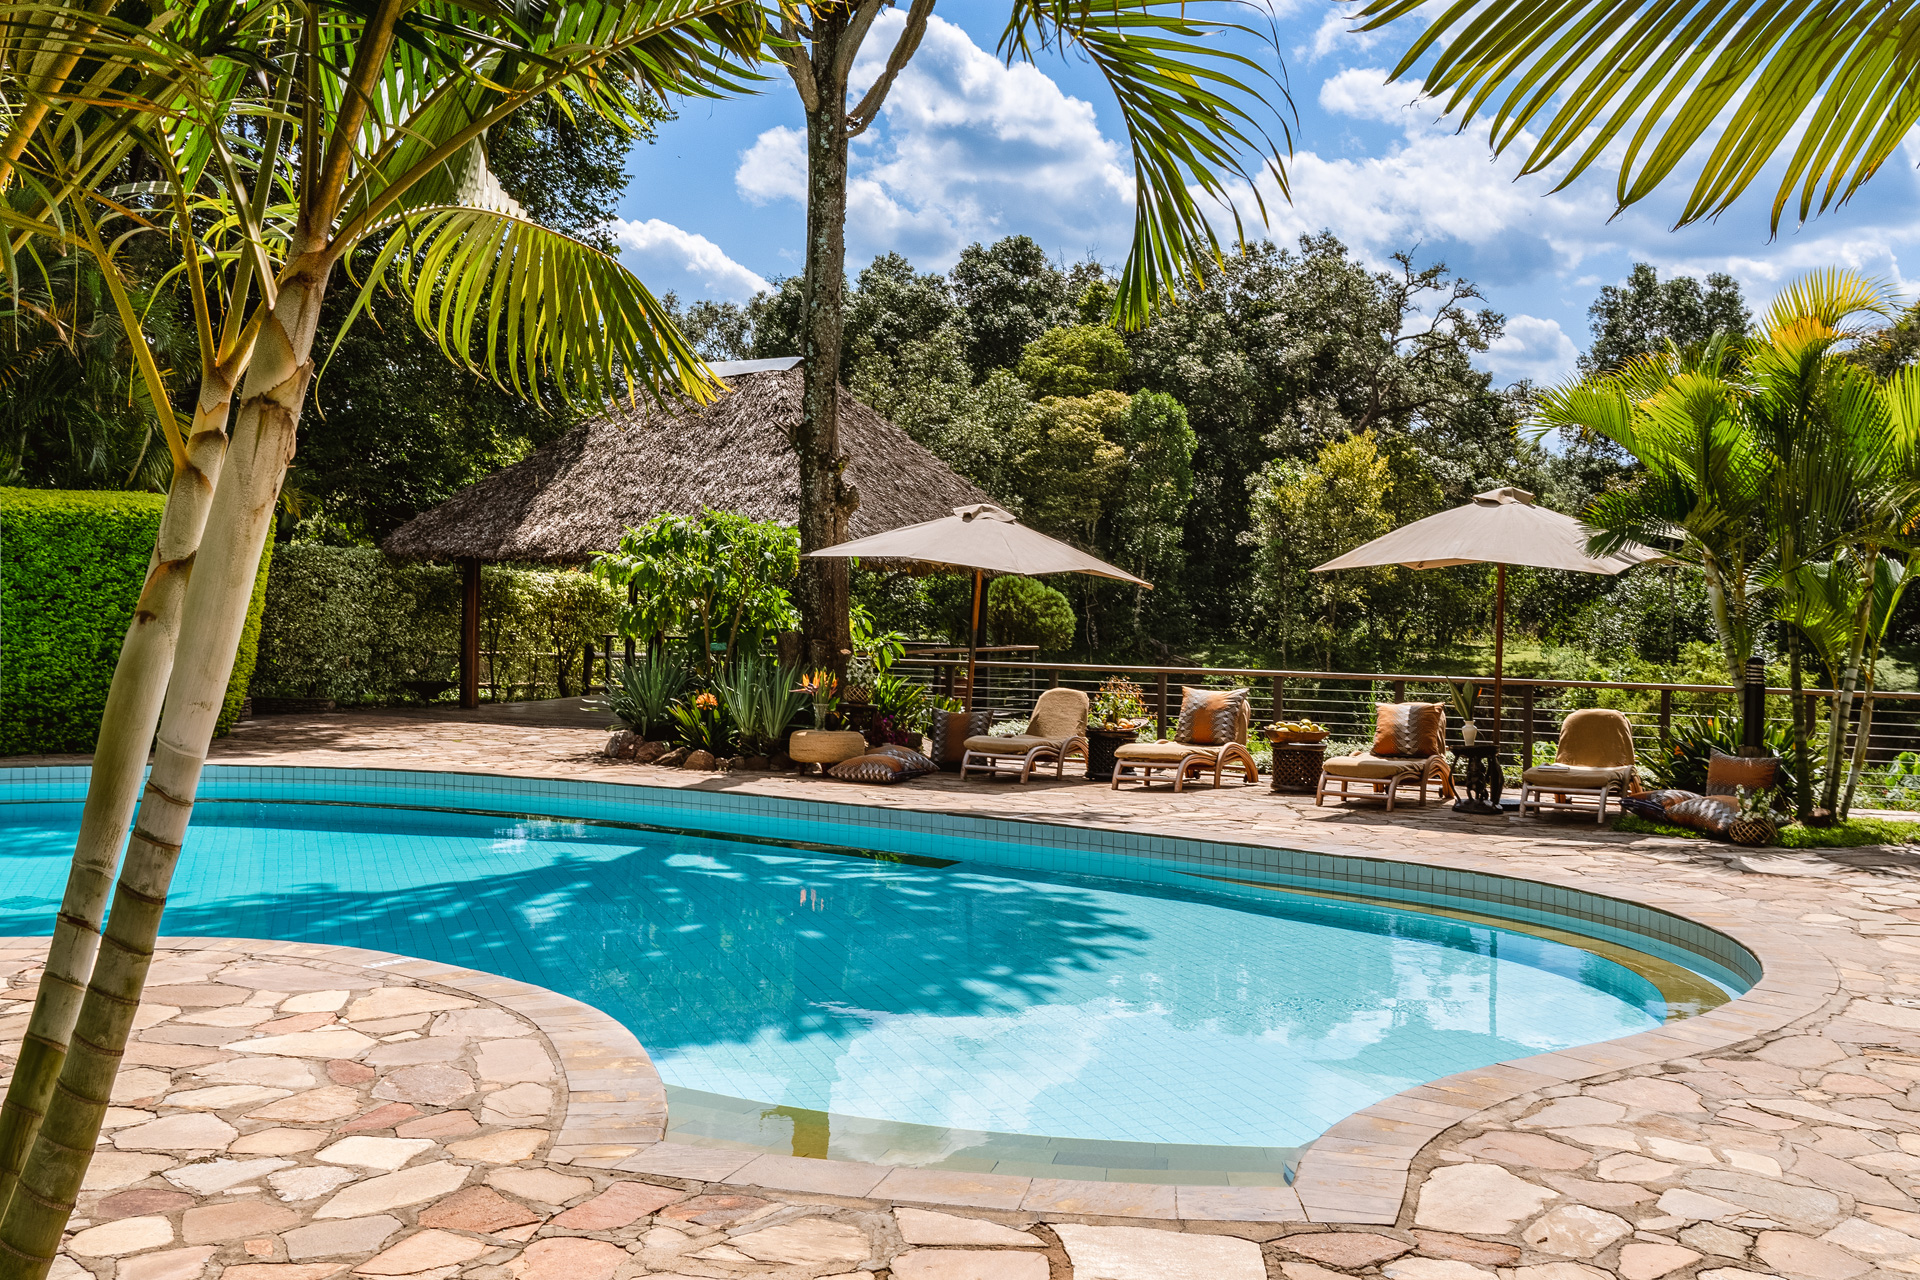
left=384, top=359, right=991, bottom=563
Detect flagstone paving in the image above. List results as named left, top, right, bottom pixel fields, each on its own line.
left=14, top=702, right=1920, bottom=1279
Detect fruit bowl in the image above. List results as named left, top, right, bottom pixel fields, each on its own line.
left=1265, top=722, right=1329, bottom=745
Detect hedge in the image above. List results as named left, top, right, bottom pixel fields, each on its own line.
left=253, top=545, right=621, bottom=705
left=0, top=488, right=270, bottom=755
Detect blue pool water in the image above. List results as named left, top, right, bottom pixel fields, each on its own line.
left=0, top=792, right=1696, bottom=1151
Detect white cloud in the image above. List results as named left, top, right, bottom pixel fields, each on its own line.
left=1318, top=68, right=1438, bottom=132
left=735, top=126, right=806, bottom=205
left=610, top=219, right=769, bottom=300
left=1300, top=8, right=1383, bottom=62
left=1483, top=314, right=1579, bottom=384
left=733, top=13, right=1133, bottom=267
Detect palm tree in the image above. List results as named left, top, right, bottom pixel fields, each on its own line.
left=0, top=2, right=764, bottom=1265
left=770, top=0, right=1291, bottom=669
left=1535, top=272, right=1920, bottom=821
left=1355, top=0, right=1920, bottom=229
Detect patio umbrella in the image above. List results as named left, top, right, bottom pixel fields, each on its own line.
left=1312, top=486, right=1661, bottom=751
left=807, top=503, right=1149, bottom=709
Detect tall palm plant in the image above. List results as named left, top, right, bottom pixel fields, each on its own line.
left=0, top=2, right=766, bottom=1266
left=770, top=0, right=1291, bottom=670
left=1536, top=272, right=1920, bottom=821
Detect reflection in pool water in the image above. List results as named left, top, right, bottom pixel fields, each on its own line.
left=0, top=799, right=1707, bottom=1154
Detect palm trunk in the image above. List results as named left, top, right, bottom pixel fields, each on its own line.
left=795, top=10, right=856, bottom=674
left=1789, top=627, right=1812, bottom=819
left=0, top=255, right=327, bottom=1273
left=1703, top=558, right=1743, bottom=702
left=1819, top=545, right=1881, bottom=816
left=0, top=369, right=234, bottom=1218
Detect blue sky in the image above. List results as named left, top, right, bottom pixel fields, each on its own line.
left=610, top=3, right=1920, bottom=386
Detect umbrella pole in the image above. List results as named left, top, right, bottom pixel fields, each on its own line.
left=1492, top=564, right=1506, bottom=755
left=966, top=569, right=982, bottom=713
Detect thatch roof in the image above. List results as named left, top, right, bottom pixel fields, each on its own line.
left=383, top=361, right=992, bottom=563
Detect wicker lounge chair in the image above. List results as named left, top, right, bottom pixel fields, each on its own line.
left=1517, top=707, right=1640, bottom=822
left=959, top=687, right=1091, bottom=782
left=1111, top=686, right=1259, bottom=792
left=1316, top=702, right=1456, bottom=812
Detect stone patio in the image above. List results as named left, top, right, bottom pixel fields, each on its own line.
left=14, top=701, right=1920, bottom=1280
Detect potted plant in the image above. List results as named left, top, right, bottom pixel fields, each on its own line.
left=1447, top=680, right=1480, bottom=745
left=1087, top=677, right=1149, bottom=782
left=1729, top=785, right=1784, bottom=846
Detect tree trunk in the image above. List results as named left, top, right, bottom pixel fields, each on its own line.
left=1702, top=558, right=1744, bottom=703
left=1789, top=627, right=1811, bottom=820
left=0, top=372, right=233, bottom=1218
left=1820, top=545, right=1880, bottom=816
left=795, top=9, right=858, bottom=674
left=0, top=253, right=328, bottom=1272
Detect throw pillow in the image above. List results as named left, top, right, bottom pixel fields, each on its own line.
left=928, top=709, right=991, bottom=769
left=1705, top=750, right=1781, bottom=797
left=1372, top=702, right=1446, bottom=758
left=828, top=753, right=913, bottom=783
left=1175, top=687, right=1249, bottom=745
left=873, top=744, right=937, bottom=778
left=1662, top=793, right=1737, bottom=838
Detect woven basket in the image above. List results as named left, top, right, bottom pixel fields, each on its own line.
left=788, top=730, right=870, bottom=767
left=1728, top=817, right=1778, bottom=847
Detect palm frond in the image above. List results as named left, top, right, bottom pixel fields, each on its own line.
left=329, top=199, right=720, bottom=408
left=999, top=0, right=1293, bottom=327
left=1354, top=0, right=1920, bottom=229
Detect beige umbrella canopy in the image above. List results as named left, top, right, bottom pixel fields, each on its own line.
left=1314, top=487, right=1661, bottom=752
left=809, top=503, right=1149, bottom=709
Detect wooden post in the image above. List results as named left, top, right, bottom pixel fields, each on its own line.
left=624, top=582, right=637, bottom=666
left=1391, top=680, right=1406, bottom=703
left=1660, top=688, right=1673, bottom=740
left=1049, top=669, right=1060, bottom=689
left=1521, top=685, right=1535, bottom=767
left=459, top=558, right=480, bottom=710
left=604, top=635, right=615, bottom=692
left=582, top=643, right=594, bottom=695
left=1156, top=672, right=1170, bottom=739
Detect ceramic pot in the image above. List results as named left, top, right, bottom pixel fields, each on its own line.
left=1460, top=723, right=1479, bottom=745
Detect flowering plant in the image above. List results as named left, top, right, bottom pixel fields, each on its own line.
left=795, top=669, right=840, bottom=728
left=1733, top=784, right=1786, bottom=825
left=1089, top=676, right=1149, bottom=729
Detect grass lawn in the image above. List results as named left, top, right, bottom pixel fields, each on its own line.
left=1614, top=813, right=1920, bottom=847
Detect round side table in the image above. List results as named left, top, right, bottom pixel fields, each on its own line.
left=1269, top=742, right=1326, bottom=794
left=788, top=729, right=870, bottom=774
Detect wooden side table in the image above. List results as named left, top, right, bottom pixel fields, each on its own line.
left=1269, top=742, right=1326, bottom=794
left=1452, top=742, right=1505, bottom=814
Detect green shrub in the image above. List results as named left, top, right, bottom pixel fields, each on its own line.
left=0, top=488, right=267, bottom=754
left=986, top=575, right=1076, bottom=650
left=253, top=544, right=620, bottom=704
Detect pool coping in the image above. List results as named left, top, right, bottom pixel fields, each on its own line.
left=0, top=763, right=1840, bottom=1226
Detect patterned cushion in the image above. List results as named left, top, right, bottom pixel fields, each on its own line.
left=928, top=709, right=992, bottom=769
left=1372, top=702, right=1446, bottom=758
left=1706, top=750, right=1780, bottom=797
left=871, top=743, right=937, bottom=777
left=1663, top=793, right=1736, bottom=838
left=828, top=753, right=922, bottom=783
left=1175, top=687, right=1249, bottom=746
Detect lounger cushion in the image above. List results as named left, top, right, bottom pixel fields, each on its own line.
left=1522, top=763, right=1636, bottom=788
left=964, top=734, right=1071, bottom=754
left=1116, top=740, right=1227, bottom=763
left=928, top=709, right=992, bottom=769
left=1323, top=751, right=1439, bottom=779
left=1555, top=708, right=1636, bottom=768
left=1027, top=687, right=1091, bottom=743
left=1371, top=703, right=1447, bottom=758
left=1175, top=687, right=1249, bottom=746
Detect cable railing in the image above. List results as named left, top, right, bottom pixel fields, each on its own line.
left=893, top=656, right=1920, bottom=809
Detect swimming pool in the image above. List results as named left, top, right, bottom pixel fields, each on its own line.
left=0, top=766, right=1749, bottom=1183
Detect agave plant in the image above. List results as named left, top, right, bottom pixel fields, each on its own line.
left=710, top=652, right=808, bottom=755
left=596, top=656, right=691, bottom=739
